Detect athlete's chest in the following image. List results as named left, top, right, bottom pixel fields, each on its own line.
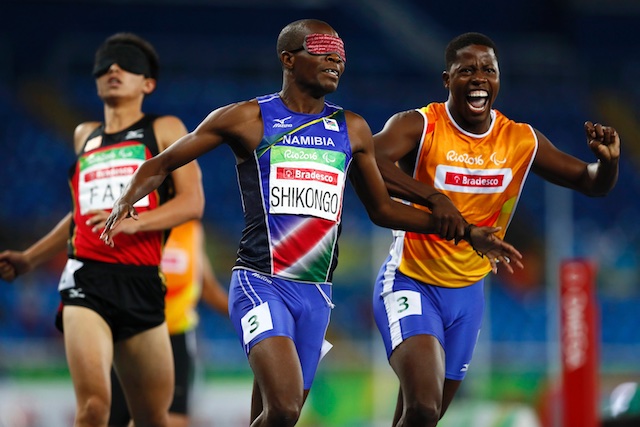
left=259, top=112, right=352, bottom=176
left=421, top=120, right=527, bottom=195
left=260, top=117, right=351, bottom=222
left=426, top=122, right=512, bottom=170
left=74, top=141, right=153, bottom=214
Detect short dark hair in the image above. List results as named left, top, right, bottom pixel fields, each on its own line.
left=445, top=32, right=498, bottom=70
left=96, top=32, right=160, bottom=80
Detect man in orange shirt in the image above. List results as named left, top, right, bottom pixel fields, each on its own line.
left=372, top=32, right=620, bottom=427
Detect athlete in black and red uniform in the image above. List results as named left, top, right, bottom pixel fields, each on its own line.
left=0, top=32, right=204, bottom=427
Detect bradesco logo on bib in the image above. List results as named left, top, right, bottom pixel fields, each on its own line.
left=77, top=144, right=150, bottom=215
left=435, top=165, right=512, bottom=194
left=269, top=146, right=346, bottom=222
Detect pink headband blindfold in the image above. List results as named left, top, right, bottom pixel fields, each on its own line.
left=297, top=33, right=346, bottom=63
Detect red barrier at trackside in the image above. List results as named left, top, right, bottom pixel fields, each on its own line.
left=560, top=259, right=600, bottom=427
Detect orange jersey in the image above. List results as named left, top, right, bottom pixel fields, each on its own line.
left=397, top=102, right=537, bottom=287
left=162, top=220, right=204, bottom=334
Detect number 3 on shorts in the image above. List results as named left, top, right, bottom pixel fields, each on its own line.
left=385, top=290, right=422, bottom=322
left=241, top=302, right=274, bottom=345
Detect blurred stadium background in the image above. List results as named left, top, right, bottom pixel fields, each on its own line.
left=1, top=0, right=639, bottom=426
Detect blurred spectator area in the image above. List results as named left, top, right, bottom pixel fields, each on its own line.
left=1, top=0, right=639, bottom=377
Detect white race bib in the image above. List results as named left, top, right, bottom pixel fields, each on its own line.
left=268, top=146, right=346, bottom=222
left=384, top=290, right=422, bottom=322
left=241, top=302, right=274, bottom=345
left=77, top=144, right=150, bottom=214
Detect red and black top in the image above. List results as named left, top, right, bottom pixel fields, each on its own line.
left=67, top=115, right=173, bottom=266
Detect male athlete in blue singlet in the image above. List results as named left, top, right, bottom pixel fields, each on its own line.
left=101, top=20, right=522, bottom=427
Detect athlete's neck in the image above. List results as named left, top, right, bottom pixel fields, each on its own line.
left=445, top=100, right=493, bottom=135
left=103, top=104, right=145, bottom=134
left=279, top=86, right=325, bottom=115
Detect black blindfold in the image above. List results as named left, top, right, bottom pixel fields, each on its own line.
left=92, top=44, right=152, bottom=78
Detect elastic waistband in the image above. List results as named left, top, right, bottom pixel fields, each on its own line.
left=73, top=258, right=160, bottom=275
left=232, top=266, right=332, bottom=286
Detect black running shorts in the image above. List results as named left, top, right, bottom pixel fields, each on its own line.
left=56, top=258, right=166, bottom=342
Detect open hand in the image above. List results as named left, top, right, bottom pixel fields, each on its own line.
left=87, top=210, right=140, bottom=237
left=468, top=225, right=524, bottom=274
left=99, top=201, right=139, bottom=247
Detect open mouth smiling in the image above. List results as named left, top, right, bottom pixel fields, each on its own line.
left=467, top=90, right=489, bottom=112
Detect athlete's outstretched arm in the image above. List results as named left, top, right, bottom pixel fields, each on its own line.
left=101, top=101, right=263, bottom=246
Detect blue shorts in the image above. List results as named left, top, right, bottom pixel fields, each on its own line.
left=372, top=255, right=484, bottom=381
left=228, top=268, right=333, bottom=389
